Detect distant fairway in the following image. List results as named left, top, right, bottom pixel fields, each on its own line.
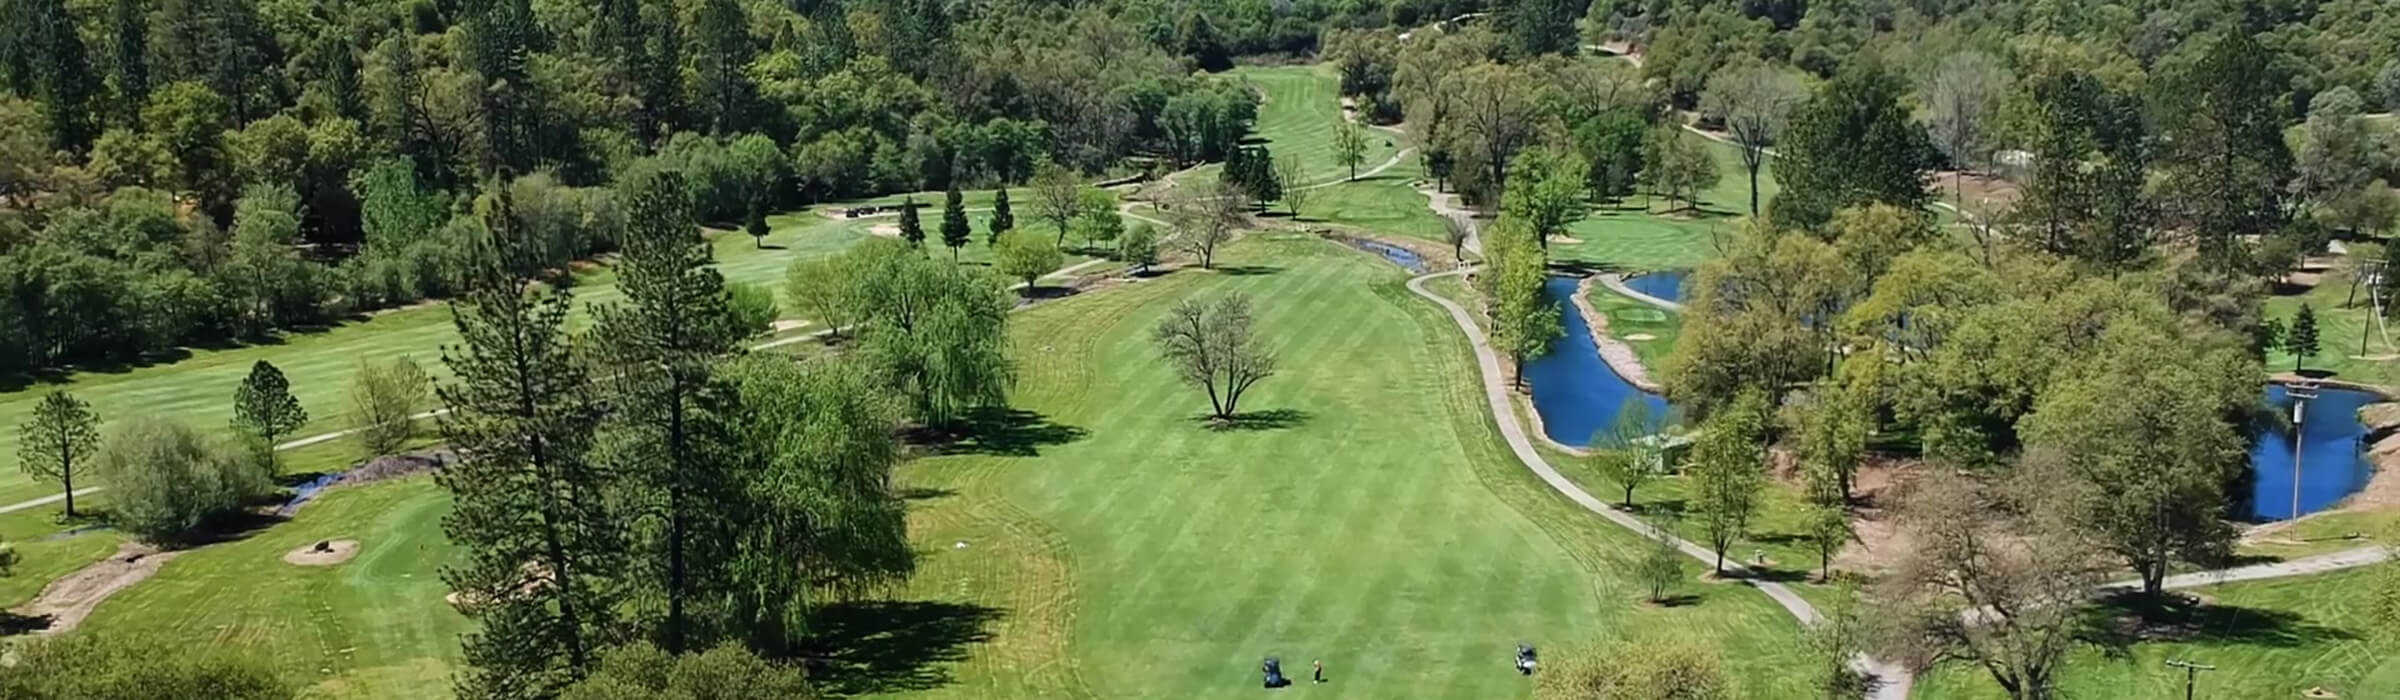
left=1554, top=132, right=1777, bottom=271
left=877, top=235, right=1815, bottom=699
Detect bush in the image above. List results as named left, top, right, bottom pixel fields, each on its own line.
left=728, top=281, right=780, bottom=338
left=1535, top=637, right=1733, bottom=700
left=95, top=417, right=272, bottom=543
left=347, top=356, right=432, bottom=457
left=560, top=642, right=813, bottom=700
left=0, top=633, right=289, bottom=700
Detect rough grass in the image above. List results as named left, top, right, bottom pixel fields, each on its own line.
left=875, top=236, right=1816, bottom=699
left=1912, top=565, right=2400, bottom=699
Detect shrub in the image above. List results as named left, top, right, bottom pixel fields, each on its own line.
left=1534, top=637, right=1733, bottom=700
left=95, top=417, right=271, bottom=543
left=347, top=356, right=432, bottom=457
left=0, top=633, right=289, bottom=700
left=560, top=642, right=813, bottom=700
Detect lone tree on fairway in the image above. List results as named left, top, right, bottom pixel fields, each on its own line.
left=1274, top=153, right=1311, bottom=218
left=898, top=196, right=925, bottom=249
left=1591, top=398, right=1663, bottom=508
left=1119, top=222, right=1160, bottom=274
left=1033, top=161, right=1081, bottom=246
left=990, top=187, right=1015, bottom=239
left=940, top=186, right=969, bottom=254
left=1443, top=214, right=1472, bottom=261
left=1171, top=181, right=1246, bottom=269
left=1637, top=513, right=1684, bottom=604
left=1332, top=120, right=1367, bottom=181
left=1154, top=294, right=1277, bottom=422
left=744, top=201, right=769, bottom=248
left=231, top=360, right=306, bottom=471
left=347, top=356, right=431, bottom=458
left=1689, top=389, right=1768, bottom=575
left=994, top=230, right=1064, bottom=296
left=2290, top=303, right=2320, bottom=372
left=16, top=391, right=99, bottom=518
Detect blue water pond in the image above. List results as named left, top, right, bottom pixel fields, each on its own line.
left=1349, top=239, right=1428, bottom=274
left=1622, top=270, right=1689, bottom=304
left=2248, top=384, right=2380, bottom=522
left=1522, top=276, right=1671, bottom=447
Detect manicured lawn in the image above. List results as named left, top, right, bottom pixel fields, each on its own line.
left=76, top=476, right=467, bottom=699
left=1227, top=65, right=1408, bottom=189
left=1585, top=283, right=1682, bottom=376
left=2263, top=267, right=2400, bottom=387
left=1912, top=565, right=2400, bottom=699
left=876, top=235, right=1816, bottom=699
left=2239, top=508, right=2400, bottom=560
left=1553, top=134, right=1776, bottom=271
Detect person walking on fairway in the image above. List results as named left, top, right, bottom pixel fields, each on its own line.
left=1313, top=660, right=1324, bottom=684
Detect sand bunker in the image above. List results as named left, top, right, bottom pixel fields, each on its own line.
left=283, top=539, right=361, bottom=567
left=1547, top=235, right=1586, bottom=245
left=869, top=223, right=902, bottom=238
left=10, top=542, right=182, bottom=637
left=1623, top=333, right=1657, bottom=341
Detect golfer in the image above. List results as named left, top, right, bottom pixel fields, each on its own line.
left=1313, top=660, right=1323, bottom=684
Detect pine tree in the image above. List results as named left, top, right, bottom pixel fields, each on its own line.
left=15, top=391, right=99, bottom=518
left=941, top=185, right=970, bottom=256
left=107, top=0, right=149, bottom=124
left=438, top=183, right=620, bottom=698
left=744, top=201, right=769, bottom=248
left=990, top=187, right=1015, bottom=242
left=231, top=360, right=307, bottom=471
left=594, top=168, right=748, bottom=653
left=2289, top=303, right=2320, bottom=373
left=691, top=0, right=756, bottom=135
left=464, top=0, right=540, bottom=174
left=898, top=196, right=925, bottom=249
left=24, top=0, right=96, bottom=151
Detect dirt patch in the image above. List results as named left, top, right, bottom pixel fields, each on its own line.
left=283, top=539, right=361, bottom=566
left=350, top=450, right=452, bottom=484
left=9, top=541, right=183, bottom=637
left=1830, top=459, right=1926, bottom=577
left=1623, top=333, right=1657, bottom=341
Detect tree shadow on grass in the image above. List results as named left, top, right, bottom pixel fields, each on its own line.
left=1213, top=264, right=1283, bottom=276
left=0, top=611, right=56, bottom=635
left=899, top=487, right=957, bottom=501
left=922, top=407, right=1089, bottom=458
left=2080, top=592, right=2358, bottom=658
left=1199, top=408, right=1312, bottom=432
left=1647, top=594, right=1703, bottom=608
left=801, top=600, right=1004, bottom=696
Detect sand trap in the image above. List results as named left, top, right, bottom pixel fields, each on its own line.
left=284, top=539, right=361, bottom=567
left=10, top=542, right=182, bottom=637
left=1623, top=333, right=1657, bottom=341
left=1547, top=235, right=1586, bottom=245
left=869, top=223, right=902, bottom=238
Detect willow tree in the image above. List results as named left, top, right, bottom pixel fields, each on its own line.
left=849, top=239, right=1015, bottom=426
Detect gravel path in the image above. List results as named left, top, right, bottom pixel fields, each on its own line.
left=1403, top=268, right=1916, bottom=700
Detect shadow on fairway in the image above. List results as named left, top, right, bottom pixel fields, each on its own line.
left=0, top=611, right=55, bottom=635
left=1213, top=264, right=1283, bottom=276
left=1202, top=408, right=1312, bottom=432
left=2082, top=594, right=2359, bottom=655
left=900, top=486, right=958, bottom=501
left=802, top=600, right=1004, bottom=696
left=927, top=407, right=1089, bottom=457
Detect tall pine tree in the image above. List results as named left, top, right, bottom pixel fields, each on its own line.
left=941, top=185, right=969, bottom=255
left=898, top=196, right=925, bottom=248
left=691, top=0, right=755, bottom=135
left=464, top=0, right=541, bottom=174
left=438, top=182, right=620, bottom=699
left=989, top=188, right=1014, bottom=242
left=593, top=169, right=748, bottom=653
left=2288, top=303, right=2320, bottom=373
left=107, top=0, right=148, bottom=121
left=23, top=0, right=96, bottom=151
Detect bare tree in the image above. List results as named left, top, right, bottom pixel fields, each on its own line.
left=1700, top=62, right=1806, bottom=217
left=1169, top=181, right=1247, bottom=269
left=1032, top=161, right=1084, bottom=246
left=1923, top=52, right=2009, bottom=205
left=1331, top=120, right=1368, bottom=182
left=1274, top=153, right=1312, bottom=218
left=1153, top=294, right=1277, bottom=422
left=1878, top=468, right=2109, bottom=700
left=1443, top=214, right=1474, bottom=261
left=1450, top=62, right=1540, bottom=196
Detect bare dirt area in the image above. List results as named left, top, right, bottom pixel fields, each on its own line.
left=1831, top=459, right=1928, bottom=577
left=868, top=223, right=901, bottom=238
left=8, top=542, right=183, bottom=637
left=283, top=539, right=361, bottom=567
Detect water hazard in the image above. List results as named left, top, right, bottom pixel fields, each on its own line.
left=1521, top=276, right=1671, bottom=447
left=2249, top=384, right=2379, bottom=521
left=1622, top=270, right=1688, bottom=304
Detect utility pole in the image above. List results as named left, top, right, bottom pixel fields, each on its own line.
left=2288, top=383, right=2317, bottom=521
left=2165, top=659, right=2216, bottom=700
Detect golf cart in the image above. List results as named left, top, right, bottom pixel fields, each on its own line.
left=1515, top=644, right=1538, bottom=675
left=1263, top=656, right=1289, bottom=688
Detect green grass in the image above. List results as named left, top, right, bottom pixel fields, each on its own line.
left=76, top=476, right=467, bottom=699
left=1912, top=565, right=2400, bottom=699
left=1228, top=65, right=1408, bottom=189
left=1552, top=134, right=1776, bottom=271
left=2239, top=508, right=2400, bottom=560
left=1584, top=283, right=1683, bottom=376
left=2263, top=267, right=2400, bottom=388
left=878, top=235, right=1815, bottom=699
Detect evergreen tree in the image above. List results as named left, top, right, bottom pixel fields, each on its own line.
left=692, top=0, right=756, bottom=135
left=940, top=185, right=970, bottom=256
left=107, top=0, right=149, bottom=119
left=1496, top=0, right=1584, bottom=58
left=15, top=391, right=99, bottom=518
left=2289, top=303, right=2320, bottom=372
left=1769, top=57, right=1940, bottom=231
left=23, top=0, right=96, bottom=151
left=594, top=168, right=749, bottom=654
left=438, top=183, right=620, bottom=699
left=897, top=196, right=925, bottom=249
left=1178, top=11, right=1230, bottom=72
left=150, top=0, right=275, bottom=122
left=744, top=201, right=769, bottom=249
left=2153, top=30, right=2298, bottom=272
left=989, top=187, right=1015, bottom=242
left=464, top=0, right=540, bottom=174
left=230, top=360, right=307, bottom=469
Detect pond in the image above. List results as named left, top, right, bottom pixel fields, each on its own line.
left=2247, top=384, right=2380, bottom=521
left=1622, top=270, right=1689, bottom=304
left=1347, top=239, right=1428, bottom=274
left=1521, top=276, right=1671, bottom=448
